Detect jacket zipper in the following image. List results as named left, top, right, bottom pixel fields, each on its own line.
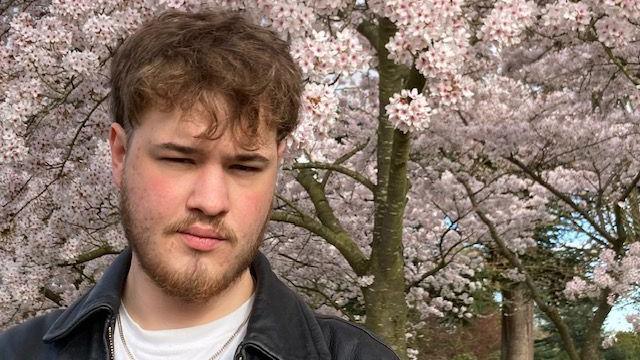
left=105, top=315, right=116, bottom=360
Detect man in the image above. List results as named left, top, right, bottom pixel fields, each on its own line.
left=0, top=9, right=399, bottom=360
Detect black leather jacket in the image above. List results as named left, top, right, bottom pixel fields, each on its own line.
left=0, top=249, right=399, bottom=359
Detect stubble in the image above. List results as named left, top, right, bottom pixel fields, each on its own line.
left=119, top=173, right=265, bottom=303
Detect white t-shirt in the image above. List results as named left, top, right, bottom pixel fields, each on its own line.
left=114, top=296, right=254, bottom=360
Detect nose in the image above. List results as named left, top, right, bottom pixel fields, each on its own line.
left=185, top=165, right=230, bottom=217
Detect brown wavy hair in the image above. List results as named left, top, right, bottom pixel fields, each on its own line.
left=109, top=9, right=302, bottom=146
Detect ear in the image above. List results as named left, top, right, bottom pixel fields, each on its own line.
left=109, top=123, right=128, bottom=189
left=276, top=138, right=287, bottom=161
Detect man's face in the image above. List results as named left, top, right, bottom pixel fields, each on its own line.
left=109, top=105, right=284, bottom=302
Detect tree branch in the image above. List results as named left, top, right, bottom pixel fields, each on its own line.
left=506, top=155, right=616, bottom=244
left=580, top=288, right=614, bottom=358
left=270, top=210, right=368, bottom=275
left=459, top=177, right=581, bottom=360
left=281, top=277, right=358, bottom=323
left=599, top=41, right=640, bottom=86
left=41, top=287, right=64, bottom=306
left=618, top=170, right=640, bottom=203
left=277, top=251, right=319, bottom=269
left=60, top=245, right=121, bottom=267
left=356, top=19, right=379, bottom=52
left=9, top=94, right=109, bottom=221
left=321, top=140, right=370, bottom=189
left=406, top=260, right=447, bottom=292
left=275, top=193, right=313, bottom=219
left=291, top=162, right=375, bottom=192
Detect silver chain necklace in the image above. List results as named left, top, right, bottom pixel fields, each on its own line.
left=116, top=311, right=250, bottom=360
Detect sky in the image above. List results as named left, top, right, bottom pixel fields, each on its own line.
left=605, top=303, right=635, bottom=333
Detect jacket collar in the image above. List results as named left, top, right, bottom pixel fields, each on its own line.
left=42, top=248, right=130, bottom=342
left=241, top=252, right=330, bottom=360
left=42, top=249, right=329, bottom=360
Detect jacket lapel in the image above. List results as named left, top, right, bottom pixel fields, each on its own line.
left=41, top=249, right=331, bottom=360
left=240, top=253, right=331, bottom=360
left=42, top=249, right=130, bottom=343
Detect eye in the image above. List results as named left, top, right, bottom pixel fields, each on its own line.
left=161, top=157, right=195, bottom=164
left=230, top=164, right=260, bottom=172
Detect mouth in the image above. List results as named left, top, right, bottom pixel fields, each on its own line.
left=178, top=227, right=227, bottom=252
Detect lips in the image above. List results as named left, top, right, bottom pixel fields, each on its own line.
left=181, top=226, right=226, bottom=239
left=179, top=226, right=226, bottom=252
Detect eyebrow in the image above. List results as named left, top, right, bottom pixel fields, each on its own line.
left=152, top=142, right=271, bottom=164
left=153, top=143, right=203, bottom=156
left=232, top=153, right=271, bottom=164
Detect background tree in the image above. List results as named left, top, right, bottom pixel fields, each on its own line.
left=414, top=285, right=502, bottom=360
left=535, top=300, right=595, bottom=359
left=603, top=332, right=640, bottom=360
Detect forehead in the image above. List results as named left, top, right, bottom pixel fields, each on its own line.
left=135, top=105, right=277, bottom=152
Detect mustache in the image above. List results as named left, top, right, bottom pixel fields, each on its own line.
left=165, top=214, right=237, bottom=242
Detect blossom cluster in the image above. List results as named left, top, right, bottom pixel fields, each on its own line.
left=541, top=0, right=591, bottom=33
left=290, top=28, right=372, bottom=82
left=564, top=243, right=640, bottom=303
left=288, top=83, right=340, bottom=153
left=627, top=314, right=640, bottom=332
left=385, top=88, right=435, bottom=133
left=478, top=0, right=538, bottom=47
left=595, top=15, right=637, bottom=49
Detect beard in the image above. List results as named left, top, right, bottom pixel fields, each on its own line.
left=119, top=175, right=266, bottom=303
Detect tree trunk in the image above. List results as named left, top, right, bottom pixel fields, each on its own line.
left=363, top=270, right=407, bottom=358
left=501, top=282, right=534, bottom=360
left=579, top=288, right=613, bottom=360
left=358, top=15, right=414, bottom=360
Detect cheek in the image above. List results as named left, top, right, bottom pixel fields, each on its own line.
left=128, top=164, right=185, bottom=213
left=245, top=191, right=273, bottom=214
left=234, top=181, right=276, bottom=222
left=146, top=173, right=173, bottom=198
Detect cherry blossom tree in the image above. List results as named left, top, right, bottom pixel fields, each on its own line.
left=2, top=1, right=640, bottom=359
left=422, top=1, right=640, bottom=359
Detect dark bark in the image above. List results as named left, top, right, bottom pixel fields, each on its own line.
left=501, top=283, right=534, bottom=360
left=362, top=16, right=412, bottom=359
left=460, top=179, right=580, bottom=360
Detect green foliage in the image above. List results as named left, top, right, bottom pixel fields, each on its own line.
left=603, top=332, right=640, bottom=360
left=528, top=224, right=601, bottom=359
left=452, top=353, right=477, bottom=360
left=525, top=226, right=592, bottom=306
left=534, top=299, right=594, bottom=359
left=535, top=346, right=571, bottom=360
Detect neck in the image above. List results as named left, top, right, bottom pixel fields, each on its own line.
left=121, top=255, right=254, bottom=330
